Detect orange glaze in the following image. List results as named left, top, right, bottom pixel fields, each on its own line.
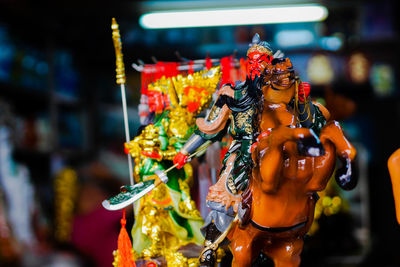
left=226, top=59, right=356, bottom=266
left=388, top=148, right=400, bottom=224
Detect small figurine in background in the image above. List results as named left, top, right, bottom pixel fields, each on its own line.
left=0, top=102, right=37, bottom=249
left=388, top=148, right=400, bottom=224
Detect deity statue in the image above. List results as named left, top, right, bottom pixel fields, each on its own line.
left=105, top=67, right=221, bottom=266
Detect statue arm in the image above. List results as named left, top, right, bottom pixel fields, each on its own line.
left=309, top=121, right=357, bottom=191
left=195, top=84, right=233, bottom=136
left=258, top=147, right=283, bottom=193
left=173, top=87, right=233, bottom=168
left=297, top=82, right=330, bottom=136
left=253, top=127, right=292, bottom=193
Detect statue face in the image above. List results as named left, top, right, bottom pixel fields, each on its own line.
left=247, top=51, right=272, bottom=80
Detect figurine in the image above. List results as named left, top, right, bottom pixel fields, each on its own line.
left=223, top=58, right=357, bottom=267
left=173, top=37, right=276, bottom=265
left=104, top=29, right=358, bottom=266
left=105, top=67, right=221, bottom=266
left=173, top=34, right=357, bottom=266
left=388, top=148, right=400, bottom=224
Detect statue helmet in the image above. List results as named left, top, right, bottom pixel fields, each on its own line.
left=247, top=33, right=274, bottom=57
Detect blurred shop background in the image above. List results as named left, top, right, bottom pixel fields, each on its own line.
left=0, top=0, right=399, bottom=266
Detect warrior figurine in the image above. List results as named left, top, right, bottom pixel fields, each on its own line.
left=105, top=67, right=221, bottom=266
left=173, top=34, right=328, bottom=266
left=173, top=34, right=269, bottom=265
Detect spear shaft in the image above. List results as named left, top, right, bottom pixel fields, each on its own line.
left=112, top=18, right=134, bottom=186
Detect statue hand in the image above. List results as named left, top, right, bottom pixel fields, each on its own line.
left=173, top=152, right=189, bottom=169
left=124, top=142, right=139, bottom=157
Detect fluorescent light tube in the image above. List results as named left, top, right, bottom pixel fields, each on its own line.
left=140, top=5, right=328, bottom=29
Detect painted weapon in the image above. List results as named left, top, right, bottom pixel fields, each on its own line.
left=111, top=18, right=134, bottom=186
left=102, top=141, right=210, bottom=210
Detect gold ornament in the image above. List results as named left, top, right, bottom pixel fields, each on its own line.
left=111, top=18, right=126, bottom=85
left=171, top=66, right=221, bottom=115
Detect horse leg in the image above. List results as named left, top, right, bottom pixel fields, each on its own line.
left=229, top=226, right=258, bottom=267
left=263, top=237, right=304, bottom=267
left=307, top=140, right=336, bottom=192
left=254, top=126, right=323, bottom=193
left=319, top=121, right=357, bottom=190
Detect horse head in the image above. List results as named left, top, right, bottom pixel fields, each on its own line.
left=262, top=57, right=297, bottom=105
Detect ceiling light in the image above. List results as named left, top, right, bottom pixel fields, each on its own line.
left=139, top=5, right=328, bottom=29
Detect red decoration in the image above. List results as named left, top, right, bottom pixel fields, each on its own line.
left=188, top=60, right=194, bottom=75
left=141, top=65, right=156, bottom=96
left=124, top=145, right=130, bottom=155
left=298, top=82, right=311, bottom=102
left=164, top=62, right=179, bottom=78
left=220, top=56, right=234, bottom=86
left=141, top=150, right=162, bottom=160
left=117, top=209, right=135, bottom=267
left=205, top=56, right=212, bottom=70
left=239, top=58, right=247, bottom=81
left=147, top=261, right=157, bottom=267
left=173, top=152, right=189, bottom=169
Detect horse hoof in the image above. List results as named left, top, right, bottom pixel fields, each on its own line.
left=199, top=248, right=216, bottom=267
left=335, top=157, right=357, bottom=190
left=297, top=136, right=325, bottom=157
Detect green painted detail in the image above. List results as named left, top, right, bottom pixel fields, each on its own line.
left=169, top=210, right=193, bottom=239
left=107, top=179, right=155, bottom=205
left=195, top=124, right=229, bottom=142
left=163, top=164, right=184, bottom=191
left=158, top=136, right=169, bottom=150
left=311, top=105, right=327, bottom=136
left=141, top=157, right=156, bottom=176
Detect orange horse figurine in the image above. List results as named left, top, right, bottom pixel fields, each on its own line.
left=388, top=148, right=400, bottom=224
left=225, top=58, right=357, bottom=267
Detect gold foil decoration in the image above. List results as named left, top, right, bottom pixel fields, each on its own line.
left=171, top=66, right=221, bottom=115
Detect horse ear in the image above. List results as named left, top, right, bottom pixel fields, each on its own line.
left=285, top=58, right=292, bottom=66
